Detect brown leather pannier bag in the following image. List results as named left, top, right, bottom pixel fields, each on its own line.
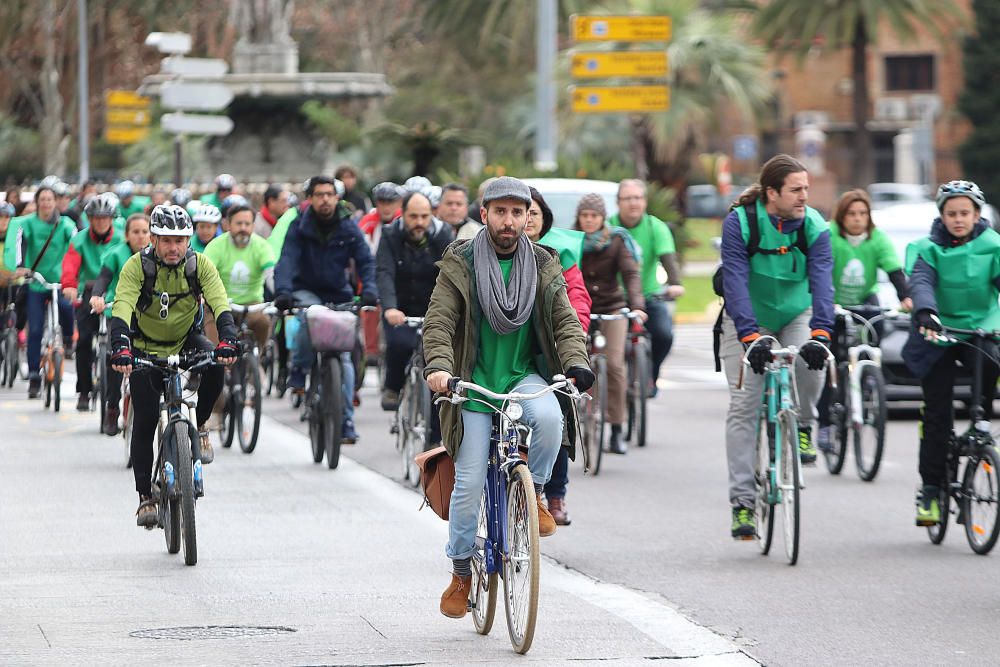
left=415, top=446, right=455, bottom=520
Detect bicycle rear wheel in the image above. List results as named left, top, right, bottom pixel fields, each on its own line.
left=779, top=410, right=801, bottom=565
left=502, top=464, right=539, bottom=654
left=471, top=494, right=498, bottom=635
left=583, top=355, right=606, bottom=475
left=95, top=342, right=107, bottom=431
left=823, top=368, right=848, bottom=475
left=6, top=327, right=17, bottom=387
left=238, top=353, right=262, bottom=453
left=323, top=357, right=344, bottom=470
left=52, top=350, right=62, bottom=412
left=753, top=415, right=775, bottom=553
left=927, top=484, right=950, bottom=544
left=172, top=422, right=197, bottom=566
left=630, top=338, right=650, bottom=447
left=853, top=365, right=887, bottom=482
left=963, top=445, right=1000, bottom=555
left=263, top=340, right=275, bottom=396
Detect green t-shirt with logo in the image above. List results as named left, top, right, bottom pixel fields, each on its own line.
left=203, top=233, right=276, bottom=305
left=466, top=258, right=537, bottom=413
left=608, top=212, right=675, bottom=296
left=829, top=224, right=901, bottom=306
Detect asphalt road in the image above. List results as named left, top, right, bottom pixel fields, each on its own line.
left=3, top=324, right=999, bottom=665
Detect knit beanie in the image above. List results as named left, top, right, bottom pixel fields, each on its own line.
left=576, top=193, right=607, bottom=219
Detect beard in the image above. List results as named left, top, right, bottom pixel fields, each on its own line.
left=407, top=226, right=427, bottom=242
left=233, top=232, right=251, bottom=247
left=488, top=226, right=518, bottom=250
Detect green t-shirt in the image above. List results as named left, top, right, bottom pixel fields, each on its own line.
left=199, top=192, right=222, bottom=208
left=67, top=226, right=125, bottom=286
left=268, top=206, right=300, bottom=258
left=3, top=214, right=27, bottom=272
left=830, top=225, right=902, bottom=306
left=608, top=212, right=675, bottom=296
left=99, top=242, right=138, bottom=304
left=466, top=258, right=537, bottom=413
left=203, top=233, right=276, bottom=305
left=117, top=196, right=150, bottom=220
left=9, top=213, right=77, bottom=292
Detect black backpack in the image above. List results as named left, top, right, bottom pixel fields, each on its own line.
left=711, top=204, right=810, bottom=371
left=135, top=247, right=201, bottom=313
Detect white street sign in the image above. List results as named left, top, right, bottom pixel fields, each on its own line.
left=145, top=32, right=191, bottom=55
left=160, top=81, right=233, bottom=111
left=161, top=113, right=234, bottom=136
left=161, top=56, right=229, bottom=78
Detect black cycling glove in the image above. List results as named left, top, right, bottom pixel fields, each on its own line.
left=743, top=338, right=772, bottom=375
left=800, top=333, right=830, bottom=371
left=566, top=366, right=596, bottom=392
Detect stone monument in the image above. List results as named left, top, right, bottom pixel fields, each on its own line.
left=140, top=0, right=392, bottom=182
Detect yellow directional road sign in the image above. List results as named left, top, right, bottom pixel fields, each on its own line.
left=571, top=15, right=672, bottom=42
left=571, top=86, right=671, bottom=113
left=104, top=127, right=150, bottom=145
left=571, top=51, right=668, bottom=78
left=106, top=109, right=152, bottom=127
left=105, top=90, right=151, bottom=109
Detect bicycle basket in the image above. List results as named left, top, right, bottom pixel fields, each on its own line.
left=305, top=306, right=357, bottom=353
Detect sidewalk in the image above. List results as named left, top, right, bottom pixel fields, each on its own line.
left=0, top=402, right=756, bottom=666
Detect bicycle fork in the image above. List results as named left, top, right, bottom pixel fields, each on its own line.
left=848, top=346, right=881, bottom=431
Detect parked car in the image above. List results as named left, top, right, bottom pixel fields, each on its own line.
left=868, top=183, right=931, bottom=210
left=520, top=178, right=619, bottom=229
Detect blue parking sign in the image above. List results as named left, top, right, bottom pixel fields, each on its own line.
left=733, top=135, right=758, bottom=161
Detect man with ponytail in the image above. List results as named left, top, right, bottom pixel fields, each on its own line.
left=717, top=154, right=834, bottom=540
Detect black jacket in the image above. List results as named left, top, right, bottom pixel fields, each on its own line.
left=375, top=217, right=453, bottom=316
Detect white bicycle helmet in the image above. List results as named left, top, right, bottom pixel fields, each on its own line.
left=115, top=180, right=136, bottom=199
left=85, top=192, right=119, bottom=218
left=403, top=176, right=434, bottom=198
left=190, top=202, right=223, bottom=225
left=215, top=173, right=237, bottom=190
left=150, top=204, right=194, bottom=236
left=936, top=180, right=986, bottom=211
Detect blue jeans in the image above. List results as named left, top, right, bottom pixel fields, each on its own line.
left=645, top=298, right=674, bottom=384
left=291, top=290, right=355, bottom=425
left=543, top=446, right=569, bottom=500
left=446, top=374, right=564, bottom=561
left=26, top=290, right=74, bottom=375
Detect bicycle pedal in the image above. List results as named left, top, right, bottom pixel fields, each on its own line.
left=733, top=535, right=755, bottom=542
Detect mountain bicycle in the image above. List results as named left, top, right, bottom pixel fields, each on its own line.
left=218, top=302, right=275, bottom=454
left=923, top=325, right=1000, bottom=555
left=740, top=336, right=835, bottom=565
left=437, top=375, right=586, bottom=654
left=136, top=350, right=219, bottom=566
left=33, top=273, right=66, bottom=411
left=822, top=306, right=892, bottom=481
left=390, top=316, right=432, bottom=488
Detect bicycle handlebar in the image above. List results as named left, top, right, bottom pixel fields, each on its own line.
left=736, top=335, right=837, bottom=391
left=230, top=301, right=277, bottom=316
left=132, top=350, right=218, bottom=373
left=590, top=308, right=644, bottom=322
left=31, top=272, right=60, bottom=291
left=436, top=375, right=583, bottom=406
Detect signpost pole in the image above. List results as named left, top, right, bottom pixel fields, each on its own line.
left=77, top=0, right=89, bottom=182
left=534, top=0, right=557, bottom=172
left=174, top=134, right=183, bottom=186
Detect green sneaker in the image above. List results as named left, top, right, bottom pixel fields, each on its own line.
left=731, top=506, right=756, bottom=540
left=916, top=486, right=941, bottom=526
left=798, top=427, right=817, bottom=465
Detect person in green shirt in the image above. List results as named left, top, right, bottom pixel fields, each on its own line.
left=7, top=186, right=77, bottom=398
left=114, top=181, right=151, bottom=221
left=189, top=202, right=223, bottom=253
left=203, top=202, right=276, bottom=350
left=422, top=177, right=593, bottom=619
left=61, top=193, right=124, bottom=411
left=608, top=179, right=684, bottom=397
left=109, top=204, right=238, bottom=528
left=90, top=212, right=150, bottom=435
left=199, top=173, right=236, bottom=209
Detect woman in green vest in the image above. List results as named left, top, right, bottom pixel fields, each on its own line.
left=816, top=189, right=911, bottom=450
left=903, top=180, right=1000, bottom=528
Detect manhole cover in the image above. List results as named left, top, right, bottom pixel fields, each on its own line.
left=130, top=625, right=297, bottom=640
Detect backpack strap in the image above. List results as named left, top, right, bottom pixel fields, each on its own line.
left=184, top=250, right=201, bottom=301
left=136, top=248, right=201, bottom=313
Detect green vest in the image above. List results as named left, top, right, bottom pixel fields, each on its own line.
left=737, top=200, right=827, bottom=332
left=539, top=227, right=584, bottom=270
left=905, top=229, right=1000, bottom=331
left=829, top=224, right=901, bottom=306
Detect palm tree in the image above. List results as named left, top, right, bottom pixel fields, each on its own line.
left=751, top=0, right=964, bottom=188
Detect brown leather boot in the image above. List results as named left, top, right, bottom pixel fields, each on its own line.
left=547, top=497, right=571, bottom=526
left=537, top=497, right=557, bottom=537
left=440, top=574, right=471, bottom=618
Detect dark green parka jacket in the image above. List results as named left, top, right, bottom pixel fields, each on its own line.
left=422, top=239, right=591, bottom=462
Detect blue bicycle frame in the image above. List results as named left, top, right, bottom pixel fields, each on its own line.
left=479, top=414, right=524, bottom=575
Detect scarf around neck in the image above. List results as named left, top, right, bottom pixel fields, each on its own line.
left=473, top=227, right=537, bottom=335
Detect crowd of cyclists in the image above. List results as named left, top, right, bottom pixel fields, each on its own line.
left=2, top=154, right=998, bottom=614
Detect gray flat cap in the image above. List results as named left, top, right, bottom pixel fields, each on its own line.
left=481, top=176, right=532, bottom=206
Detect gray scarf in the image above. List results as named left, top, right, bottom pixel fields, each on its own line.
left=473, top=227, right=537, bottom=335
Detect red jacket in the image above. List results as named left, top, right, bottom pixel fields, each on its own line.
left=563, top=264, right=591, bottom=332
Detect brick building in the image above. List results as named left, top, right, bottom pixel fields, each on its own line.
left=715, top=1, right=973, bottom=213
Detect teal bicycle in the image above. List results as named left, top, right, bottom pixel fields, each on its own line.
left=740, top=336, right=835, bottom=565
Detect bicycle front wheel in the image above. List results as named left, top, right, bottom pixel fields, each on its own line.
left=173, top=423, right=198, bottom=566
left=471, top=494, right=498, bottom=635
left=323, top=357, right=344, bottom=470
left=584, top=355, right=607, bottom=475
left=502, top=464, right=539, bottom=654
left=308, top=366, right=325, bottom=463
left=853, top=365, right=887, bottom=482
left=95, top=341, right=107, bottom=432
left=123, top=385, right=133, bottom=468
left=963, top=445, right=1000, bottom=555
left=779, top=410, right=801, bottom=565
left=629, top=338, right=650, bottom=447
left=754, top=415, right=775, bottom=554
left=238, top=353, right=262, bottom=453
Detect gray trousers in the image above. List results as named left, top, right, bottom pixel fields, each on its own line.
left=721, top=309, right=821, bottom=509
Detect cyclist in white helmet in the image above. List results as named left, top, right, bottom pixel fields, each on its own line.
left=189, top=203, right=223, bottom=253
